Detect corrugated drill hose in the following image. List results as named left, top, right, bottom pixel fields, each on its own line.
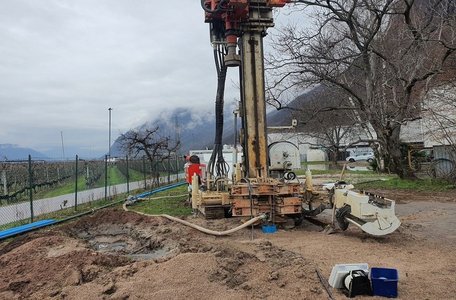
left=123, top=202, right=264, bottom=236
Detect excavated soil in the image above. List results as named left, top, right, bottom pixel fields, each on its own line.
left=0, top=189, right=455, bottom=300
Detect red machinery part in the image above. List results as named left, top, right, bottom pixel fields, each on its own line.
left=203, top=0, right=249, bottom=22
left=268, top=0, right=289, bottom=7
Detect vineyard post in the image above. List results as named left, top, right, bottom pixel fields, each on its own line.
left=104, top=155, right=108, bottom=201
left=74, top=155, right=78, bottom=211
left=28, top=155, right=34, bottom=223
left=126, top=156, right=130, bottom=194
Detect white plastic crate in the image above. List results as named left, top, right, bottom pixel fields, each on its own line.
left=328, top=263, right=369, bottom=288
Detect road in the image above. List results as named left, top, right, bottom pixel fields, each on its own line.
left=0, top=174, right=184, bottom=226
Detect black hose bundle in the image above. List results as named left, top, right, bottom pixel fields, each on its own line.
left=208, top=44, right=230, bottom=178
left=200, top=0, right=227, bottom=13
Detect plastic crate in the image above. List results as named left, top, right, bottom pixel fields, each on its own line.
left=262, top=224, right=277, bottom=234
left=370, top=267, right=398, bottom=298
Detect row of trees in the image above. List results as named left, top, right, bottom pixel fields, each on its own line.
left=0, top=160, right=106, bottom=203
left=266, top=0, right=456, bottom=178
left=0, top=161, right=75, bottom=201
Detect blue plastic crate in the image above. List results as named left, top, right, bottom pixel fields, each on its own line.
left=262, top=224, right=277, bottom=234
left=370, top=267, right=398, bottom=298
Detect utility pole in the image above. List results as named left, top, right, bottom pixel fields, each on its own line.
left=60, top=131, right=65, bottom=161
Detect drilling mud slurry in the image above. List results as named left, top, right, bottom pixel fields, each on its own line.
left=70, top=222, right=176, bottom=261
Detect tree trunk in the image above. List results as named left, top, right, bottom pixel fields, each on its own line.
left=330, top=146, right=339, bottom=165
left=376, top=124, right=416, bottom=179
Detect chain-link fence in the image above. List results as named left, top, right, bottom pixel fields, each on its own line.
left=0, top=155, right=186, bottom=231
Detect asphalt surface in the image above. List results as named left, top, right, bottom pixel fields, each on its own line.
left=0, top=174, right=183, bottom=226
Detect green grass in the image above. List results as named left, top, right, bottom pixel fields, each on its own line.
left=301, top=161, right=331, bottom=166
left=107, top=166, right=126, bottom=185
left=355, top=178, right=456, bottom=192
left=35, top=175, right=87, bottom=198
left=129, top=185, right=191, bottom=216
left=128, top=168, right=145, bottom=181
left=39, top=166, right=142, bottom=199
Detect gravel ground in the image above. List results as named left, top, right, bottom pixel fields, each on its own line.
left=0, top=188, right=455, bottom=300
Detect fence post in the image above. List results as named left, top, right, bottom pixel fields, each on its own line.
left=28, top=155, right=34, bottom=223
left=176, top=154, right=179, bottom=181
left=142, top=156, right=146, bottom=189
left=126, top=155, right=130, bottom=194
left=104, top=155, right=108, bottom=201
left=1, top=170, right=7, bottom=195
left=74, top=155, right=78, bottom=211
left=168, top=155, right=171, bottom=184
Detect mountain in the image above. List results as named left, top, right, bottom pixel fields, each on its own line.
left=0, top=144, right=49, bottom=161
left=110, top=108, right=221, bottom=156
left=109, top=91, right=318, bottom=157
left=267, top=86, right=324, bottom=127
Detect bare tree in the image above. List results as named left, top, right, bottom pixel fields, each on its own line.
left=119, top=126, right=180, bottom=183
left=422, top=83, right=456, bottom=155
left=267, top=0, right=456, bottom=178
left=292, top=86, right=367, bottom=164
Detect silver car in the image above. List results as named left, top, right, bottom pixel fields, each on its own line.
left=346, top=152, right=374, bottom=163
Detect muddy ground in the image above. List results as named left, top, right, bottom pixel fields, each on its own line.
left=0, top=189, right=455, bottom=300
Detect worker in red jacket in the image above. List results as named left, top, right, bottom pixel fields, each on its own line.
left=184, top=155, right=205, bottom=202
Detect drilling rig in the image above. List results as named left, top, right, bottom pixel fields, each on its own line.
left=192, top=0, right=401, bottom=236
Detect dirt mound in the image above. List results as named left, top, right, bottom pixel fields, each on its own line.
left=0, top=209, right=327, bottom=299
left=0, top=233, right=129, bottom=299
left=208, top=240, right=322, bottom=298
left=64, top=208, right=166, bottom=231
left=64, top=209, right=217, bottom=262
left=2, top=200, right=455, bottom=299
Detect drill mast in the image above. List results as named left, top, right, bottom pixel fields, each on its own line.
left=203, top=0, right=288, bottom=179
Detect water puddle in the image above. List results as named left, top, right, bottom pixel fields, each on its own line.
left=96, top=241, right=128, bottom=252
left=73, top=224, right=178, bottom=261
left=126, top=247, right=173, bottom=261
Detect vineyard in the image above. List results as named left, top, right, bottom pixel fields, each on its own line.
left=0, top=156, right=185, bottom=206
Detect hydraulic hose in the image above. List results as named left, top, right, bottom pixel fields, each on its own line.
left=123, top=203, right=266, bottom=236
left=208, top=45, right=230, bottom=178
left=200, top=0, right=226, bottom=13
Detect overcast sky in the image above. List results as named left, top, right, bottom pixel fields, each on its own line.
left=0, top=1, right=303, bottom=159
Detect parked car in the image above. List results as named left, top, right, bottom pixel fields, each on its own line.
left=346, top=152, right=374, bottom=163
